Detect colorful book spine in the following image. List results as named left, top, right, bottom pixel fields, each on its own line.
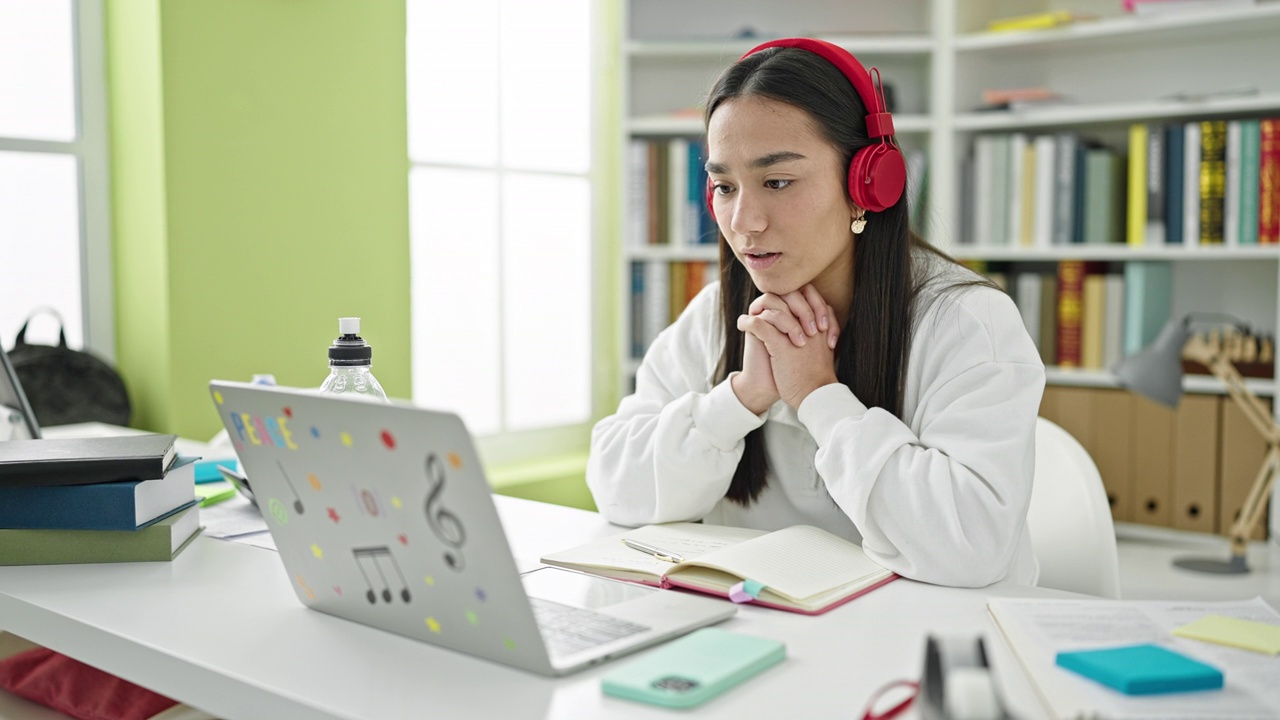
left=1008, top=133, right=1028, bottom=246
left=1081, top=270, right=1107, bottom=369
left=1123, top=261, right=1173, bottom=356
left=1239, top=120, right=1261, bottom=245
left=1198, top=120, right=1227, bottom=245
left=1127, top=123, right=1148, bottom=246
left=1165, top=123, right=1185, bottom=244
left=1183, top=121, right=1201, bottom=245
left=1053, top=133, right=1079, bottom=246
left=1033, top=135, right=1056, bottom=248
left=1145, top=124, right=1166, bottom=245
left=630, top=262, right=645, bottom=358
left=1057, top=260, right=1086, bottom=367
left=1223, top=120, right=1242, bottom=246
left=1261, top=118, right=1280, bottom=244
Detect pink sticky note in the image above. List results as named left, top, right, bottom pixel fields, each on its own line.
left=728, top=581, right=754, bottom=603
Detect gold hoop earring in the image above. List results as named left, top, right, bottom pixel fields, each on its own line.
left=851, top=217, right=867, bottom=235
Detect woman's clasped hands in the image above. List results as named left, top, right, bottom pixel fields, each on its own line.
left=731, top=283, right=841, bottom=414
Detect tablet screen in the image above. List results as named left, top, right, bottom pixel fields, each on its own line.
left=0, top=348, right=39, bottom=440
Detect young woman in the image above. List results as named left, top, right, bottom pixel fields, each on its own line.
left=588, top=39, right=1045, bottom=588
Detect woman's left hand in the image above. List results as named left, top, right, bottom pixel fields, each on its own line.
left=739, top=288, right=839, bottom=408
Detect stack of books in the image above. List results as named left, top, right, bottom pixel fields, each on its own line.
left=0, top=434, right=200, bottom=565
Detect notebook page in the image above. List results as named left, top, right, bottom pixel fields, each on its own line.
left=541, top=523, right=764, bottom=578
left=688, top=525, right=887, bottom=601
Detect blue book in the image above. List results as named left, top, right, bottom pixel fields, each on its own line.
left=1123, top=261, right=1172, bottom=357
left=1056, top=644, right=1223, bottom=695
left=0, top=457, right=196, bottom=531
left=1165, top=123, right=1185, bottom=244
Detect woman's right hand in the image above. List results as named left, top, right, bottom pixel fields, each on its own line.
left=731, top=330, right=780, bottom=415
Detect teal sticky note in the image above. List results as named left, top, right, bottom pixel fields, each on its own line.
left=195, top=458, right=236, bottom=484
left=1056, top=644, right=1223, bottom=695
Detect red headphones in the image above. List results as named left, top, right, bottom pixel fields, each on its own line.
left=705, top=37, right=906, bottom=220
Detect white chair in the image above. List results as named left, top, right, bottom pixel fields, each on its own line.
left=1026, top=417, right=1122, bottom=598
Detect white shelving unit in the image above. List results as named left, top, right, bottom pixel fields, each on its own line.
left=614, top=0, right=1280, bottom=401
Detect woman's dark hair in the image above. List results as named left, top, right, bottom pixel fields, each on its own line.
left=707, top=47, right=980, bottom=506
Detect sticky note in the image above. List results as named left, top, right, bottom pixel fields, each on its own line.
left=1173, top=615, right=1280, bottom=655
left=728, top=579, right=764, bottom=603
left=196, top=482, right=236, bottom=507
left=1055, top=644, right=1223, bottom=695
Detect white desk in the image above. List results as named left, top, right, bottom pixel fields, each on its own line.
left=0, top=497, right=1066, bottom=720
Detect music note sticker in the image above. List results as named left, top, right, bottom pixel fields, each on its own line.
left=352, top=487, right=386, bottom=518
left=425, top=617, right=441, bottom=634
left=352, top=546, right=412, bottom=604
left=311, top=544, right=323, bottom=559
left=213, top=391, right=223, bottom=405
left=341, top=432, right=353, bottom=447
left=466, top=610, right=479, bottom=626
left=276, top=461, right=306, bottom=514
left=268, top=498, right=289, bottom=525
left=424, top=453, right=467, bottom=571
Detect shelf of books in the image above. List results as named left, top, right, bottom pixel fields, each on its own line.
left=956, top=114, right=1280, bottom=399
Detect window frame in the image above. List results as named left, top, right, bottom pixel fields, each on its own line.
left=0, top=0, right=113, bottom=360
left=405, top=0, right=601, bottom=468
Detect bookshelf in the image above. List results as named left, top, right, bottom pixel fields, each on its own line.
left=613, top=0, right=1280, bottom=403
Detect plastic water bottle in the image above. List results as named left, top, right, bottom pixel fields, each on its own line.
left=319, top=317, right=388, bottom=402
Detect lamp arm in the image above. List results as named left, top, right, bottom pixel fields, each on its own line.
left=1202, top=351, right=1280, bottom=445
left=1227, top=444, right=1280, bottom=558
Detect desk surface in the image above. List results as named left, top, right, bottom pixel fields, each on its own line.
left=0, top=497, right=1064, bottom=720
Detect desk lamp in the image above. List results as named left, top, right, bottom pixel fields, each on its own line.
left=1114, top=313, right=1278, bottom=574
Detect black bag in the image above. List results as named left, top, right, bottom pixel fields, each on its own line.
left=7, top=311, right=131, bottom=428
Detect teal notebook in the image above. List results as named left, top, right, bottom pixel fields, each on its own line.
left=1056, top=644, right=1223, bottom=695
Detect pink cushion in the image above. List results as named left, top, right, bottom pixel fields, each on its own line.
left=0, top=646, right=177, bottom=720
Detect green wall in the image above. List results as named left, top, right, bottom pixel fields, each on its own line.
left=107, top=0, right=411, bottom=440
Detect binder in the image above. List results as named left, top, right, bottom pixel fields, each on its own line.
left=1219, top=397, right=1271, bottom=540
left=1131, top=396, right=1175, bottom=527
left=1172, top=394, right=1220, bottom=534
left=1091, top=390, right=1134, bottom=522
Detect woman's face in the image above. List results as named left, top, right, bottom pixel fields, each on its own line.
left=706, top=95, right=858, bottom=299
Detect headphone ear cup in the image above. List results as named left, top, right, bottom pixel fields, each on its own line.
left=847, top=145, right=906, bottom=214
left=705, top=177, right=717, bottom=221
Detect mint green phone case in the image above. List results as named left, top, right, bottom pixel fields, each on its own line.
left=601, top=628, right=786, bottom=708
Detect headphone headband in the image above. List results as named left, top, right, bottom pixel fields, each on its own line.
left=740, top=38, right=895, bottom=139
left=706, top=37, right=907, bottom=215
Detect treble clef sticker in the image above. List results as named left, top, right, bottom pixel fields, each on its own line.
left=424, top=453, right=466, bottom=571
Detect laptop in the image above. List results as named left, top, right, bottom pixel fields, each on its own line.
left=0, top=349, right=40, bottom=441
left=208, top=381, right=735, bottom=676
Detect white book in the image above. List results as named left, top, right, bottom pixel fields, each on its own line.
left=1183, top=121, right=1201, bottom=247
left=626, top=139, right=650, bottom=248
left=1015, top=273, right=1042, bottom=343
left=1032, top=135, right=1057, bottom=249
left=973, top=136, right=995, bottom=246
left=1102, top=274, right=1125, bottom=370
left=667, top=139, right=688, bottom=247
left=1008, top=133, right=1028, bottom=246
left=1224, top=120, right=1242, bottom=246
left=642, top=261, right=669, bottom=354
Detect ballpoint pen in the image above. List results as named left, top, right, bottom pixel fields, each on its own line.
left=621, top=538, right=685, bottom=563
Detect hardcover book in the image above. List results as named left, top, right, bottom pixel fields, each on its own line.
left=0, top=457, right=196, bottom=530
left=541, top=523, right=897, bottom=615
left=0, top=434, right=177, bottom=487
left=0, top=502, right=200, bottom=566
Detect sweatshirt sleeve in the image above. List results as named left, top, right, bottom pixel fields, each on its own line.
left=796, top=288, right=1046, bottom=587
left=587, top=284, right=766, bottom=526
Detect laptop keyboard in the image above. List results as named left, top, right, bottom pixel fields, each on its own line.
left=529, top=597, right=650, bottom=658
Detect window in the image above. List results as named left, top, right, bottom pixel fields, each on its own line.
left=406, top=0, right=594, bottom=461
left=0, top=0, right=112, bottom=357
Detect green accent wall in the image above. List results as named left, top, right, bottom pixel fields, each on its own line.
left=106, top=0, right=411, bottom=441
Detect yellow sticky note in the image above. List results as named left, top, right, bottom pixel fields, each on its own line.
left=1173, top=615, right=1280, bottom=655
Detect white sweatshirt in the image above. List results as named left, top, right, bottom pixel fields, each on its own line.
left=588, top=254, right=1046, bottom=588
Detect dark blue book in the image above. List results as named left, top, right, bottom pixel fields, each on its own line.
left=1166, top=123, right=1185, bottom=244
left=0, top=457, right=196, bottom=530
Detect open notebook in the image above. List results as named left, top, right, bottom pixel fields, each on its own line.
left=541, top=523, right=897, bottom=615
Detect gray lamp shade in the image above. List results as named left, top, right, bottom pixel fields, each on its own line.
left=1113, top=317, right=1190, bottom=408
